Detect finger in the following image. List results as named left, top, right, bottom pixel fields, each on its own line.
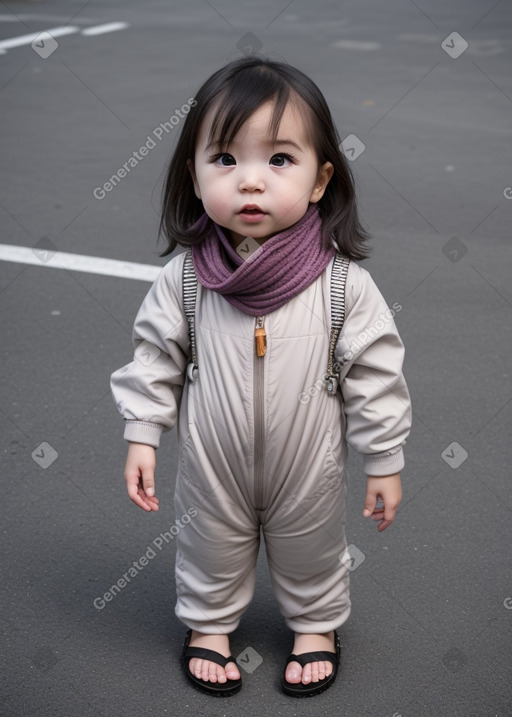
left=383, top=500, right=399, bottom=525
left=377, top=518, right=393, bottom=532
left=377, top=503, right=399, bottom=531
left=138, top=489, right=159, bottom=511
left=126, top=473, right=154, bottom=511
left=130, top=489, right=154, bottom=511
left=363, top=492, right=377, bottom=518
left=140, top=465, right=155, bottom=498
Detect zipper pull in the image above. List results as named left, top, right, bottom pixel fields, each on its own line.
left=254, top=316, right=266, bottom=357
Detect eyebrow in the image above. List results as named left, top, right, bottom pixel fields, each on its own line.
left=205, top=138, right=304, bottom=152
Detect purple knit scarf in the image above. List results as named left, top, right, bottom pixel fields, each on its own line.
left=190, top=204, right=334, bottom=316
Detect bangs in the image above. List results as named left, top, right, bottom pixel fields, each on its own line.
left=206, top=66, right=313, bottom=150
left=159, top=56, right=370, bottom=260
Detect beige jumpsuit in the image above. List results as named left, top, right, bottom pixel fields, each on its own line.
left=110, top=251, right=411, bottom=634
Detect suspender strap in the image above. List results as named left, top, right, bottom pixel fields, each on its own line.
left=182, top=249, right=350, bottom=391
left=182, top=251, right=199, bottom=382
left=325, top=254, right=350, bottom=396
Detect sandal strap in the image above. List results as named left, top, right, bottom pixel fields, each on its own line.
left=285, top=650, right=339, bottom=668
left=183, top=646, right=234, bottom=668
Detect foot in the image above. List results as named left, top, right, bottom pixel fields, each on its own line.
left=187, top=630, right=241, bottom=685
left=285, top=631, right=336, bottom=685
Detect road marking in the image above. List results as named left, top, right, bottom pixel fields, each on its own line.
left=400, top=33, right=438, bottom=43
left=0, top=244, right=161, bottom=282
left=81, top=22, right=129, bottom=36
left=331, top=39, right=381, bottom=51
left=0, top=14, right=94, bottom=23
left=0, top=25, right=79, bottom=50
left=0, top=21, right=129, bottom=53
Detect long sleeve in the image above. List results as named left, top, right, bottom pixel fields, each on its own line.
left=334, top=261, right=412, bottom=476
left=110, top=252, right=190, bottom=448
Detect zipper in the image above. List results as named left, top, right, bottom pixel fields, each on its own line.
left=254, top=316, right=266, bottom=356
left=253, top=316, right=266, bottom=509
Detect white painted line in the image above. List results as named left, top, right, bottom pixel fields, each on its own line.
left=0, top=244, right=161, bottom=282
left=0, top=13, right=94, bottom=23
left=81, top=22, right=129, bottom=36
left=331, top=39, right=381, bottom=51
left=400, top=33, right=438, bottom=43
left=0, top=25, right=79, bottom=50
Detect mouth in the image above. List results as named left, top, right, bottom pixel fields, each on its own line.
left=239, top=204, right=266, bottom=215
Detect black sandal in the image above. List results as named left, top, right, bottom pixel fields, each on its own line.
left=281, top=631, right=341, bottom=697
left=180, top=629, right=242, bottom=697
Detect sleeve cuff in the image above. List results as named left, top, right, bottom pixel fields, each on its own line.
left=123, top=420, right=163, bottom=448
left=363, top=446, right=405, bottom=476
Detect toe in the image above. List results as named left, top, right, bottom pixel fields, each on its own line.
left=301, top=664, right=312, bottom=684
left=207, top=662, right=219, bottom=683
left=310, top=661, right=320, bottom=683
left=285, top=659, right=302, bottom=684
left=217, top=667, right=227, bottom=684
left=200, top=660, right=211, bottom=682
left=188, top=657, right=200, bottom=679
left=225, top=660, right=240, bottom=681
left=188, top=657, right=239, bottom=685
left=316, top=661, right=327, bottom=681
left=303, top=661, right=333, bottom=684
left=209, top=660, right=225, bottom=683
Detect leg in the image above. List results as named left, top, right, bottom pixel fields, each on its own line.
left=174, top=484, right=260, bottom=685
left=263, top=476, right=350, bottom=686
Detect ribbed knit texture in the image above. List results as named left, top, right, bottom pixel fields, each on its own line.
left=190, top=204, right=334, bottom=316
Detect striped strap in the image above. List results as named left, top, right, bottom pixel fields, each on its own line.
left=183, top=249, right=350, bottom=391
left=325, top=254, right=350, bottom=396
left=182, top=251, right=199, bottom=382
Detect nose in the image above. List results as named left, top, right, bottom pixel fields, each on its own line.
left=238, top=164, right=265, bottom=193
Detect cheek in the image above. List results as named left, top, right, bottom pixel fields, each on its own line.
left=196, top=167, right=226, bottom=198
left=199, top=186, right=232, bottom=220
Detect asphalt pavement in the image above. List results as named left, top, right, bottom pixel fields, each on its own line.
left=1, top=1, right=511, bottom=715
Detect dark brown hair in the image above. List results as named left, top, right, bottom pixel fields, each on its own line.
left=159, top=56, right=370, bottom=259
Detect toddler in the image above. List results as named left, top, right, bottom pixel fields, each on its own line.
left=111, top=56, right=411, bottom=698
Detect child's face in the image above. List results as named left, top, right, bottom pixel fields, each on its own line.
left=188, top=99, right=333, bottom=247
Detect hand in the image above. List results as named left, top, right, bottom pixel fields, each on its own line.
left=363, top=473, right=402, bottom=532
left=124, top=442, right=159, bottom=512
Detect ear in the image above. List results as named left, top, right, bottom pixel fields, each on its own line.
left=187, top=158, right=201, bottom=199
left=309, top=162, right=334, bottom=203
